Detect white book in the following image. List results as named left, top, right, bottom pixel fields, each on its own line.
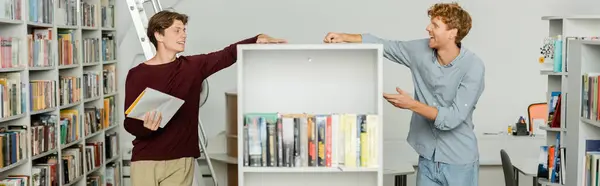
left=125, top=87, right=185, bottom=128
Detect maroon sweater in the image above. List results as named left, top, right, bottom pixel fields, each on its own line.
left=124, top=36, right=258, bottom=161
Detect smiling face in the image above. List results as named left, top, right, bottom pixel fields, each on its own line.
left=426, top=16, right=458, bottom=49
left=425, top=2, right=472, bottom=49
left=155, top=20, right=187, bottom=53
left=146, top=11, right=189, bottom=54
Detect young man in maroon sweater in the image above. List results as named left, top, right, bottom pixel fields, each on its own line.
left=124, top=10, right=286, bottom=186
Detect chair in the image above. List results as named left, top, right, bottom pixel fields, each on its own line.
left=500, top=149, right=517, bottom=186
left=528, top=102, right=548, bottom=134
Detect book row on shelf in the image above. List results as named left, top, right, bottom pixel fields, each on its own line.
left=548, top=91, right=561, bottom=123
left=582, top=73, right=600, bottom=121
left=30, top=100, right=115, bottom=147
left=82, top=72, right=101, bottom=99
left=0, top=0, right=115, bottom=27
left=10, top=69, right=116, bottom=112
left=56, top=30, right=77, bottom=66
left=26, top=29, right=117, bottom=68
left=0, top=0, right=21, bottom=20
left=26, top=0, right=115, bottom=28
left=0, top=18, right=117, bottom=69
left=28, top=146, right=121, bottom=186
left=29, top=29, right=54, bottom=68
left=0, top=36, right=19, bottom=69
left=58, top=76, right=81, bottom=106
left=585, top=139, right=600, bottom=186
left=30, top=0, right=53, bottom=25
left=537, top=133, right=565, bottom=184
left=0, top=73, right=25, bottom=117
left=242, top=113, right=379, bottom=168
left=0, top=24, right=117, bottom=69
left=82, top=39, right=99, bottom=64
left=0, top=114, right=120, bottom=185
left=76, top=32, right=116, bottom=64
left=54, top=0, right=115, bottom=27
left=0, top=29, right=117, bottom=69
left=102, top=65, right=115, bottom=94
left=101, top=33, right=116, bottom=62
left=81, top=1, right=96, bottom=27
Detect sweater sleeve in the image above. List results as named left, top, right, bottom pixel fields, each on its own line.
left=123, top=71, right=154, bottom=138
left=186, top=35, right=259, bottom=79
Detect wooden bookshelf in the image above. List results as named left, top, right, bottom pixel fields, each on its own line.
left=0, top=0, right=122, bottom=185
left=236, top=44, right=383, bottom=186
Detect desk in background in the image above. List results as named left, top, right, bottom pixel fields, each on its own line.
left=478, top=134, right=546, bottom=165
left=510, top=155, right=540, bottom=186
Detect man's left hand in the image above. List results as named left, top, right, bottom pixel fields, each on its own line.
left=383, top=87, right=417, bottom=109
left=257, top=34, right=287, bottom=44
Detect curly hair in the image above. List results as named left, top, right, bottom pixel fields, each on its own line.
left=147, top=10, right=189, bottom=48
left=427, top=2, right=472, bottom=44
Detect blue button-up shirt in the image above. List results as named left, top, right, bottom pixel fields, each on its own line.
left=362, top=34, right=485, bottom=165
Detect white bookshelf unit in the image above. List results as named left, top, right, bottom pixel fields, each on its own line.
left=537, top=15, right=600, bottom=186
left=236, top=44, right=383, bottom=186
left=0, top=0, right=122, bottom=185
left=567, top=40, right=600, bottom=186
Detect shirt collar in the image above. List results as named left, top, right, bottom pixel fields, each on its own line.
left=433, top=43, right=464, bottom=68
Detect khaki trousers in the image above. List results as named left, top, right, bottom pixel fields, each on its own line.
left=131, top=157, right=194, bottom=186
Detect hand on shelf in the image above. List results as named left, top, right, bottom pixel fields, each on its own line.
left=323, top=32, right=345, bottom=43
left=257, top=34, right=287, bottom=44
left=323, top=32, right=361, bottom=43
left=143, top=111, right=162, bottom=131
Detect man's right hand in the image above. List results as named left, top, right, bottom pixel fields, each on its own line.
left=323, top=32, right=362, bottom=43
left=143, top=111, right=162, bottom=131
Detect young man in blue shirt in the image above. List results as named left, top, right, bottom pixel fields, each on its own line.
left=324, top=2, right=484, bottom=186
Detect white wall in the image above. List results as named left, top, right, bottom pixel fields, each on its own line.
left=116, top=0, right=600, bottom=185
left=117, top=0, right=549, bottom=152
left=544, top=0, right=600, bottom=15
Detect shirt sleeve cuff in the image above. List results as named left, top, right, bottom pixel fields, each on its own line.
left=241, top=35, right=260, bottom=44
left=124, top=118, right=155, bottom=138
left=361, top=33, right=377, bottom=43
left=138, top=127, right=154, bottom=137
left=433, top=105, right=447, bottom=128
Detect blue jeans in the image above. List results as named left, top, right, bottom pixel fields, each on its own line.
left=416, top=155, right=479, bottom=186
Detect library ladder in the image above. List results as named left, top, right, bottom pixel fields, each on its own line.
left=124, top=0, right=219, bottom=186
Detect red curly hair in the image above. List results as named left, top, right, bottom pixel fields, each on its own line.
left=427, top=2, right=472, bottom=44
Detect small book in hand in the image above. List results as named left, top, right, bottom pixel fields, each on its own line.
left=125, top=87, right=185, bottom=128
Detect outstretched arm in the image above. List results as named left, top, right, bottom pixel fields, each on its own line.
left=186, top=35, right=258, bottom=80
left=411, top=62, right=485, bottom=130
left=324, top=32, right=414, bottom=67
left=186, top=34, right=286, bottom=80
